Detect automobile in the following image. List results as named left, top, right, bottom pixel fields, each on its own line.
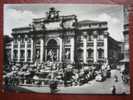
left=95, top=74, right=104, bottom=82
left=79, top=77, right=86, bottom=85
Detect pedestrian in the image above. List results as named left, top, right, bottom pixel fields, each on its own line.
left=49, top=79, right=58, bottom=94
left=111, top=85, right=116, bottom=95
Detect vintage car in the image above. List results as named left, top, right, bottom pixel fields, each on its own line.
left=95, top=74, right=105, bottom=82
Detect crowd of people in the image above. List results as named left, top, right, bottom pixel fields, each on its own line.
left=2, top=56, right=130, bottom=95
left=3, top=60, right=129, bottom=93
left=3, top=61, right=112, bottom=87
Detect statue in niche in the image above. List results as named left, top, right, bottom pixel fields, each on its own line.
left=36, top=50, right=40, bottom=59
left=47, top=49, right=57, bottom=62
left=65, top=49, right=70, bottom=59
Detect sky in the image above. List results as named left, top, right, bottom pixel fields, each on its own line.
left=4, top=4, right=125, bottom=41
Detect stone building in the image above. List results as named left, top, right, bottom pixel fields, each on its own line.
left=120, top=5, right=129, bottom=69
left=7, top=7, right=121, bottom=67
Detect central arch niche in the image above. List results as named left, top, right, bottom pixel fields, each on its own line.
left=47, top=39, right=59, bottom=62
left=47, top=39, right=57, bottom=47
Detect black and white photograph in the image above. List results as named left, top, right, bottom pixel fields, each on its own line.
left=3, top=4, right=130, bottom=94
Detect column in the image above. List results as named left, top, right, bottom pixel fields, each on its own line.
left=57, top=49, right=59, bottom=61
left=31, top=39, right=33, bottom=62
left=93, top=31, right=97, bottom=63
left=104, top=31, right=109, bottom=63
left=70, top=37, right=74, bottom=63
left=17, top=40, right=20, bottom=62
left=83, top=35, right=87, bottom=64
left=59, top=37, right=62, bottom=62
left=11, top=41, right=14, bottom=61
left=24, top=40, right=27, bottom=62
left=45, top=48, right=47, bottom=61
left=40, top=38, right=44, bottom=63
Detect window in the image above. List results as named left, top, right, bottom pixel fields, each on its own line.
left=21, top=38, right=24, bottom=43
left=98, top=49, right=104, bottom=58
left=87, top=49, right=93, bottom=58
left=98, top=34, right=104, bottom=41
left=13, top=50, right=17, bottom=58
left=14, top=39, right=17, bottom=44
left=20, top=50, right=24, bottom=58
left=36, top=40, right=40, bottom=44
left=27, top=50, right=31, bottom=58
left=87, top=34, right=93, bottom=41
left=27, top=38, right=31, bottom=43
left=125, top=49, right=129, bottom=58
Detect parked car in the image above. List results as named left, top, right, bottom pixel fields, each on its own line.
left=95, top=74, right=105, bottom=82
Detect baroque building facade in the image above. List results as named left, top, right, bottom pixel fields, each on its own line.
left=9, top=7, right=121, bottom=66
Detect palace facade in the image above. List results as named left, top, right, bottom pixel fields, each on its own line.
left=8, top=7, right=121, bottom=66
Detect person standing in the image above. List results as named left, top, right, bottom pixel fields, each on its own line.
left=49, top=79, right=58, bottom=94
left=111, top=85, right=116, bottom=95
